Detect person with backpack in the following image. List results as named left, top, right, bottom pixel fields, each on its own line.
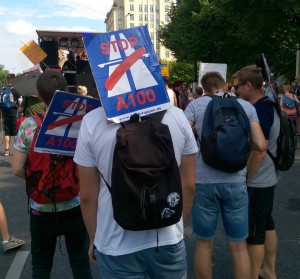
left=2, top=73, right=22, bottom=156
left=11, top=70, right=92, bottom=279
left=184, top=71, right=267, bottom=279
left=232, top=65, right=280, bottom=279
left=74, top=102, right=198, bottom=277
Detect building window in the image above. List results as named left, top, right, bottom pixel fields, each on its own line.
left=156, top=51, right=160, bottom=58
left=150, top=23, right=154, bottom=29
left=130, top=4, right=134, bottom=11
left=130, top=23, right=134, bottom=27
left=139, top=5, right=142, bottom=12
left=156, top=5, right=159, bottom=12
left=165, top=15, right=169, bottom=21
left=118, top=14, right=122, bottom=21
left=165, top=51, right=169, bottom=58
left=139, top=23, right=143, bottom=26
left=144, top=14, right=148, bottom=21
left=130, top=14, right=134, bottom=20
left=144, top=5, right=148, bottom=12
left=118, top=24, right=122, bottom=30
left=165, top=0, right=169, bottom=2
left=150, top=32, right=154, bottom=40
left=150, top=5, right=154, bottom=12
left=139, top=14, right=143, bottom=21
left=165, top=5, right=169, bottom=12
left=130, top=0, right=134, bottom=2
left=150, top=14, right=154, bottom=22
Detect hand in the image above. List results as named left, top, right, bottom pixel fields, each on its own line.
left=88, top=242, right=96, bottom=264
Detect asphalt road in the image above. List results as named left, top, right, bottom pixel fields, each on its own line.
left=0, top=137, right=299, bottom=279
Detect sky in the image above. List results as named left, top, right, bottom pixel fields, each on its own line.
left=0, top=0, right=114, bottom=74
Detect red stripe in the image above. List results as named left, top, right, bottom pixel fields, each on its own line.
left=47, top=115, right=84, bottom=130
left=105, top=47, right=146, bottom=91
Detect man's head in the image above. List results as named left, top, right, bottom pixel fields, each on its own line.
left=163, top=76, right=170, bottom=88
left=194, top=87, right=203, bottom=98
left=232, top=65, right=264, bottom=101
left=36, top=70, right=67, bottom=106
left=200, top=72, right=226, bottom=94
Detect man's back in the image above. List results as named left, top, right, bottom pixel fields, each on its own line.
left=185, top=92, right=259, bottom=183
left=74, top=106, right=197, bottom=256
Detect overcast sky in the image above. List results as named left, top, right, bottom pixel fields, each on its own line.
left=0, top=0, right=114, bottom=74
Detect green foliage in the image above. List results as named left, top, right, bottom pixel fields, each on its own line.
left=168, top=61, right=195, bottom=83
left=0, top=64, right=9, bottom=87
left=159, top=0, right=300, bottom=79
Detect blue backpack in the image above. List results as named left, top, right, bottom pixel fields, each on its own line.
left=200, top=94, right=252, bottom=172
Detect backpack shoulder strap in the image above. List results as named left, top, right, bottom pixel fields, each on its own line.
left=31, top=113, right=45, bottom=127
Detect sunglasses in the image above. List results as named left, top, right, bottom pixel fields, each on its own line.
left=233, top=83, right=245, bottom=91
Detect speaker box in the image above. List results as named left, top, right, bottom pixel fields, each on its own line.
left=76, top=73, right=99, bottom=98
left=76, top=74, right=96, bottom=88
left=40, top=41, right=59, bottom=69
left=76, top=60, right=92, bottom=75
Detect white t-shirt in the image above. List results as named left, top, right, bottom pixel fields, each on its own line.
left=74, top=107, right=198, bottom=256
left=167, top=88, right=175, bottom=106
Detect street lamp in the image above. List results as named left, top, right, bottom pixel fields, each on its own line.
left=125, top=12, right=133, bottom=28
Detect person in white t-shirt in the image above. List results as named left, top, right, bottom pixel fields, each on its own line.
left=163, top=76, right=178, bottom=107
left=74, top=106, right=198, bottom=279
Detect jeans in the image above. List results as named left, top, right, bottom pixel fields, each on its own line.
left=192, top=182, right=248, bottom=241
left=30, top=206, right=92, bottom=279
left=95, top=240, right=187, bottom=279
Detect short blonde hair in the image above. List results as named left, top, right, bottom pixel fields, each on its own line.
left=232, top=65, right=264, bottom=89
left=77, top=85, right=88, bottom=95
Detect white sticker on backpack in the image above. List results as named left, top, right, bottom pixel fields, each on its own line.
left=161, top=208, right=175, bottom=219
left=167, top=192, right=180, bottom=207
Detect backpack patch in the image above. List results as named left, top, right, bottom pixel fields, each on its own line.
left=200, top=94, right=252, bottom=172
left=261, top=99, right=297, bottom=171
left=102, top=111, right=182, bottom=231
left=25, top=114, right=79, bottom=204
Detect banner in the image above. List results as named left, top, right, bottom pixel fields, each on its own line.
left=10, top=67, right=42, bottom=96
left=34, top=91, right=101, bottom=155
left=20, top=40, right=47, bottom=65
left=261, top=53, right=278, bottom=101
left=83, top=26, right=170, bottom=123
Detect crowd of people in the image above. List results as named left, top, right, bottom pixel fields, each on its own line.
left=0, top=66, right=298, bottom=279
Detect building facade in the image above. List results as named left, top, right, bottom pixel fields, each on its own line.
left=105, top=0, right=174, bottom=61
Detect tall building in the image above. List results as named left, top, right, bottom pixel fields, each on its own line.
left=105, top=0, right=173, bottom=61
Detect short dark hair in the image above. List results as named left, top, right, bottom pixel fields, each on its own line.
left=195, top=87, right=203, bottom=96
left=232, top=65, right=263, bottom=89
left=36, top=70, right=67, bottom=106
left=201, top=72, right=225, bottom=94
left=163, top=76, right=170, bottom=85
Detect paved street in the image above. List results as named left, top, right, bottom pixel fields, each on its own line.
left=0, top=136, right=300, bottom=279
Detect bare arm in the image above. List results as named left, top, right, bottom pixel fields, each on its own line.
left=11, top=149, right=27, bottom=178
left=180, top=154, right=196, bottom=224
left=247, top=122, right=268, bottom=183
left=77, top=165, right=100, bottom=264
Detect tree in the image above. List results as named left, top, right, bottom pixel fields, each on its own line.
left=0, top=64, right=9, bottom=87
left=159, top=0, right=300, bottom=79
left=168, top=61, right=195, bottom=84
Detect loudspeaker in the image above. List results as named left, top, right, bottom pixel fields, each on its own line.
left=76, top=74, right=96, bottom=88
left=40, top=41, right=58, bottom=69
left=76, top=60, right=92, bottom=75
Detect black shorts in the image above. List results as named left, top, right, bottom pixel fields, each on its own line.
left=3, top=108, right=17, bottom=136
left=247, top=186, right=276, bottom=245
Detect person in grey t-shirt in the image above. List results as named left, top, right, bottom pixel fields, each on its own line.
left=233, top=65, right=280, bottom=279
left=185, top=71, right=267, bottom=279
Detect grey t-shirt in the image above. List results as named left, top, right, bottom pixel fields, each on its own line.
left=184, top=93, right=259, bottom=184
left=247, top=100, right=279, bottom=188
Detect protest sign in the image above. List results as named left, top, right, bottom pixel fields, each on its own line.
left=198, top=63, right=227, bottom=87
left=83, top=25, right=170, bottom=123
left=20, top=40, right=47, bottom=65
left=34, top=91, right=100, bottom=155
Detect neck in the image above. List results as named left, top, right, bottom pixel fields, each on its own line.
left=248, top=90, right=265, bottom=104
